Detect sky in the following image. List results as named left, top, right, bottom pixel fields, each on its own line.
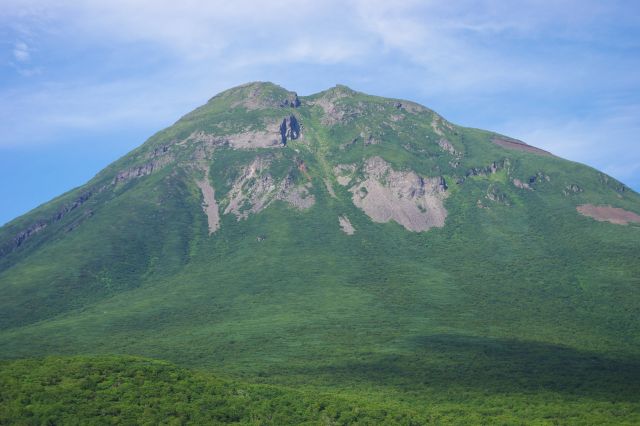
left=1, top=0, right=640, bottom=225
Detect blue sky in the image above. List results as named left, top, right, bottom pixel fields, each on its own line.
left=1, top=0, right=640, bottom=225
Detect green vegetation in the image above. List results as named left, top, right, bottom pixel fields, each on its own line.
left=1, top=82, right=639, bottom=424
left=0, top=356, right=426, bottom=425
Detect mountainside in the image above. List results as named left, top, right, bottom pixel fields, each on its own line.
left=1, top=82, right=640, bottom=423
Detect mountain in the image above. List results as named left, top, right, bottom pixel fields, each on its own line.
left=1, top=82, right=640, bottom=424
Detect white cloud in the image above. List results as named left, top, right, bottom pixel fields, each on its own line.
left=2, top=0, right=339, bottom=59
left=13, top=41, right=30, bottom=61
left=4, top=0, right=633, bottom=91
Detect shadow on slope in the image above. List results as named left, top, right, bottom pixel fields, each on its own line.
left=295, top=334, right=640, bottom=402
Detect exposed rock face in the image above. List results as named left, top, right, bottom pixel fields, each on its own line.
left=279, top=93, right=301, bottom=108
left=279, top=182, right=315, bottom=210
left=311, top=87, right=426, bottom=126
left=280, top=115, right=300, bottom=145
left=54, top=191, right=93, bottom=221
left=195, top=168, right=220, bottom=235
left=333, top=164, right=356, bottom=186
left=438, top=138, right=459, bottom=156
left=563, top=184, right=583, bottom=196
left=362, top=133, right=379, bottom=146
left=188, top=129, right=281, bottom=150
left=147, top=145, right=171, bottom=159
left=114, top=163, right=155, bottom=184
left=114, top=156, right=173, bottom=184
left=12, top=221, right=47, bottom=248
left=485, top=185, right=510, bottom=205
left=436, top=136, right=463, bottom=170
left=541, top=172, right=551, bottom=182
left=393, top=100, right=427, bottom=114
left=311, top=97, right=345, bottom=125
left=513, top=179, right=532, bottom=190
left=308, top=86, right=357, bottom=125
left=465, top=159, right=510, bottom=178
left=224, top=159, right=271, bottom=219
left=577, top=204, right=640, bottom=225
left=224, top=157, right=315, bottom=220
left=437, top=176, right=448, bottom=192
left=509, top=172, right=550, bottom=191
left=185, top=116, right=301, bottom=151
left=1, top=190, right=94, bottom=256
left=346, top=157, right=448, bottom=232
left=431, top=115, right=454, bottom=136
left=529, top=172, right=551, bottom=184
left=111, top=141, right=176, bottom=185
left=598, top=173, right=629, bottom=194
left=338, top=215, right=355, bottom=235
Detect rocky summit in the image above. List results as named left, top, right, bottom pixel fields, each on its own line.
left=1, top=82, right=640, bottom=424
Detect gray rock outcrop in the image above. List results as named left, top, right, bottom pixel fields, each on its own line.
left=344, top=157, right=448, bottom=232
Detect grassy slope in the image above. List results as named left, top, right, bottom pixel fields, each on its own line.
left=1, top=83, right=639, bottom=423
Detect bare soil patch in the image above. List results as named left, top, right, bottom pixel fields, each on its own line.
left=577, top=204, right=640, bottom=225
left=491, top=137, right=554, bottom=157
left=195, top=171, right=221, bottom=235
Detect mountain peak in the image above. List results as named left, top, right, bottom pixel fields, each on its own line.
left=310, top=84, right=359, bottom=101
left=1, top=81, right=640, bottom=424
left=208, top=81, right=300, bottom=110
